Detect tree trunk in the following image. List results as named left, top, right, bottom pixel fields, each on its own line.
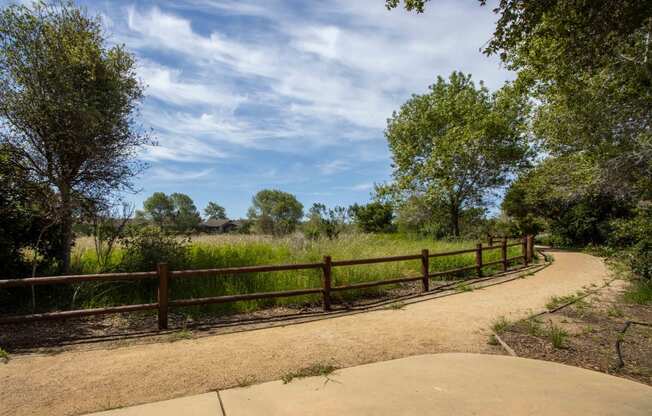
left=451, top=205, right=460, bottom=237
left=59, top=185, right=74, bottom=273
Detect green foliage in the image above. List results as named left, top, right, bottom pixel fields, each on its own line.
left=0, top=1, right=150, bottom=271
left=385, top=72, right=531, bottom=236
left=282, top=363, right=337, bottom=384
left=491, top=316, right=510, bottom=333
left=204, top=201, right=227, bottom=220
left=349, top=201, right=394, bottom=233
left=138, top=192, right=201, bottom=232
left=63, top=233, right=522, bottom=316
left=547, top=323, right=569, bottom=349
left=303, top=203, right=349, bottom=240
left=503, top=155, right=633, bottom=247
left=118, top=226, right=189, bottom=272
left=0, top=347, right=9, bottom=363
left=623, top=280, right=652, bottom=305
left=247, top=189, right=303, bottom=235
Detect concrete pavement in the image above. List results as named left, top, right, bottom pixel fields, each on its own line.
left=89, top=353, right=652, bottom=416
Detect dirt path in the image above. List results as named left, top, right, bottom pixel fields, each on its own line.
left=0, top=250, right=611, bottom=416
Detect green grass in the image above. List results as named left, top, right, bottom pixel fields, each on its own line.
left=0, top=347, right=9, bottom=364
left=43, top=233, right=522, bottom=317
left=545, top=292, right=588, bottom=311
left=384, top=301, right=407, bottom=310
left=282, top=363, right=337, bottom=384
left=491, top=316, right=510, bottom=333
left=623, top=280, right=652, bottom=305
left=547, top=323, right=569, bottom=348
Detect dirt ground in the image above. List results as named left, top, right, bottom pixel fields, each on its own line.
left=0, top=250, right=612, bottom=416
left=495, top=277, right=652, bottom=386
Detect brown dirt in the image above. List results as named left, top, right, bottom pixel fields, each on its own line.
left=497, top=278, right=652, bottom=386
left=0, top=250, right=611, bottom=416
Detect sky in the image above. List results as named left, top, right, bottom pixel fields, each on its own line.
left=7, top=0, right=514, bottom=218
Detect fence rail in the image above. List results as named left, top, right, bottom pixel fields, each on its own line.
left=0, top=236, right=536, bottom=329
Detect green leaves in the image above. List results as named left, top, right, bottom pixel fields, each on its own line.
left=247, top=189, right=304, bottom=235
left=386, top=71, right=531, bottom=235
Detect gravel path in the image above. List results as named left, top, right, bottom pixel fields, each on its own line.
left=0, top=250, right=611, bottom=416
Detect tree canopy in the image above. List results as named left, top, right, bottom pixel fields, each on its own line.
left=138, top=192, right=201, bottom=232
left=247, top=189, right=304, bottom=235
left=204, top=202, right=227, bottom=220
left=385, top=71, right=530, bottom=235
left=0, top=1, right=150, bottom=271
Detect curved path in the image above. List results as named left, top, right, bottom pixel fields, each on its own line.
left=1, top=250, right=613, bottom=416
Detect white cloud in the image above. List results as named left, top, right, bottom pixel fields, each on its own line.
left=138, top=60, right=245, bottom=109
left=149, top=167, right=215, bottom=181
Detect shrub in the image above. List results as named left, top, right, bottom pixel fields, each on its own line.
left=118, top=226, right=189, bottom=272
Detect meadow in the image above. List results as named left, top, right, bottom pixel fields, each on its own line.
left=56, top=233, right=522, bottom=317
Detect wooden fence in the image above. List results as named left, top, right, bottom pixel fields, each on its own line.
left=0, top=236, right=536, bottom=329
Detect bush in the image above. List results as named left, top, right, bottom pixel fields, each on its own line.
left=118, top=226, right=189, bottom=272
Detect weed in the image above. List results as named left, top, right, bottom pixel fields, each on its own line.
left=455, top=282, right=473, bottom=293
left=525, top=319, right=543, bottom=336
left=547, top=323, right=569, bottom=348
left=170, top=328, right=193, bottom=341
left=384, top=301, right=406, bottom=310
left=607, top=305, right=624, bottom=318
left=0, top=347, right=9, bottom=364
left=487, top=334, right=499, bottom=346
left=623, top=280, right=652, bottom=305
left=491, top=316, right=510, bottom=333
left=282, top=363, right=337, bottom=384
left=546, top=293, right=585, bottom=310
left=236, top=375, right=257, bottom=388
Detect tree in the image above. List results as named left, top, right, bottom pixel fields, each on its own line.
left=139, top=192, right=200, bottom=232
left=0, top=1, right=150, bottom=272
left=388, top=1, right=652, bottom=199
left=247, top=190, right=303, bottom=235
left=349, top=202, right=394, bottom=233
left=385, top=72, right=530, bottom=236
left=169, top=193, right=201, bottom=232
left=204, top=201, right=227, bottom=220
left=141, top=192, right=173, bottom=228
left=304, top=203, right=349, bottom=239
left=502, top=155, right=633, bottom=246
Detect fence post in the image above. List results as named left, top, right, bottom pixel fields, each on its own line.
left=527, top=235, right=534, bottom=263
left=522, top=237, right=528, bottom=266
left=157, top=262, right=169, bottom=330
left=488, top=235, right=493, bottom=247
left=476, top=243, right=483, bottom=277
left=322, top=255, right=332, bottom=311
left=501, top=239, right=508, bottom=272
left=421, top=249, right=430, bottom=292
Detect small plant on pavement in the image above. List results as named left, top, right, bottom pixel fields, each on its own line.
left=282, top=363, right=337, bottom=384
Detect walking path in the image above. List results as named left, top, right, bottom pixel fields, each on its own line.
left=1, top=250, right=613, bottom=416
left=89, top=354, right=652, bottom=416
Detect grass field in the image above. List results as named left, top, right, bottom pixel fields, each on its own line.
left=26, top=233, right=522, bottom=316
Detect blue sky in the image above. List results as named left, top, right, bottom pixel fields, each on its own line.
left=9, top=0, right=513, bottom=218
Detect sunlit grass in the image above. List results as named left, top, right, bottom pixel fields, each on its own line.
left=63, top=233, right=522, bottom=316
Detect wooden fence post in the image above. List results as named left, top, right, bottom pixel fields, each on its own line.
left=157, top=262, right=169, bottom=330
left=476, top=243, right=483, bottom=277
left=421, top=249, right=429, bottom=292
left=322, top=255, right=332, bottom=311
left=522, top=237, right=528, bottom=266
left=488, top=235, right=493, bottom=247
left=501, top=239, right=508, bottom=272
left=527, top=235, right=534, bottom=263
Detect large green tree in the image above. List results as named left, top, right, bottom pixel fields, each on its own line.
left=138, top=192, right=201, bottom=232
left=0, top=1, right=150, bottom=272
left=247, top=190, right=303, bottom=235
left=204, top=201, right=227, bottom=220
left=388, top=1, right=652, bottom=199
left=386, top=72, right=530, bottom=236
